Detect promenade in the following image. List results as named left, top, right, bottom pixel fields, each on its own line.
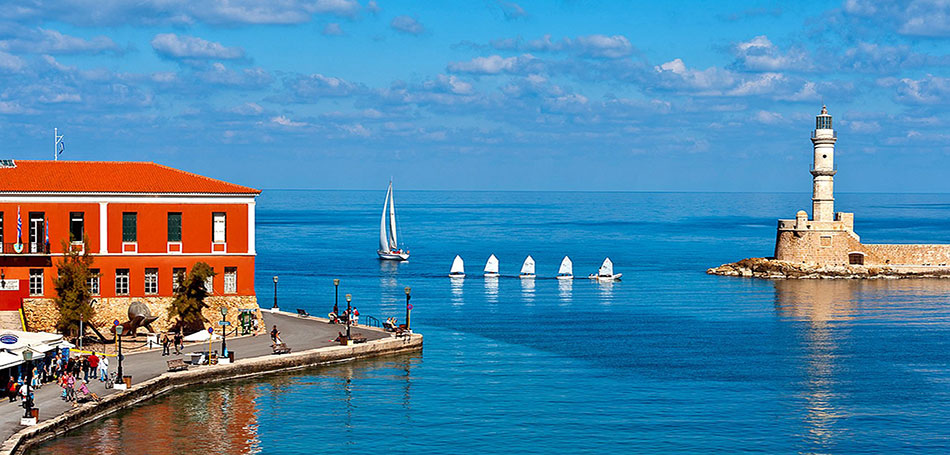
left=0, top=310, right=393, bottom=449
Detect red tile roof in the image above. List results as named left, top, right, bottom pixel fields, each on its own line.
left=0, top=160, right=260, bottom=195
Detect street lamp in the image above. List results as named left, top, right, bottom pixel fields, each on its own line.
left=404, top=286, right=412, bottom=331
left=345, top=294, right=352, bottom=340
left=272, top=276, right=279, bottom=311
left=220, top=306, right=228, bottom=357
left=114, top=320, right=123, bottom=385
left=21, top=350, right=33, bottom=420
left=333, top=279, right=340, bottom=315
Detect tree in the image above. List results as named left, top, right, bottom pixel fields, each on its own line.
left=168, top=262, right=216, bottom=333
left=53, top=236, right=95, bottom=337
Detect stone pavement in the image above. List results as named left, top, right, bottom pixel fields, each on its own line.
left=0, top=311, right=387, bottom=442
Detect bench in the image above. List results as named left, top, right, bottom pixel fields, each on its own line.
left=350, top=333, right=368, bottom=344
left=296, top=308, right=310, bottom=317
left=273, top=343, right=292, bottom=354
left=167, top=359, right=188, bottom=372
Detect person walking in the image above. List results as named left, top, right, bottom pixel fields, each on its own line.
left=98, top=354, right=109, bottom=382
left=80, top=355, right=90, bottom=382
left=173, top=331, right=183, bottom=355
left=65, top=372, right=76, bottom=402
left=270, top=325, right=281, bottom=346
left=87, top=352, right=99, bottom=383
left=161, top=332, right=171, bottom=356
left=7, top=376, right=16, bottom=402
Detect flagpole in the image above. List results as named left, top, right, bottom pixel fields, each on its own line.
left=53, top=128, right=57, bottom=161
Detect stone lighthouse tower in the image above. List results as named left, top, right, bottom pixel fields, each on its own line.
left=811, top=106, right=836, bottom=222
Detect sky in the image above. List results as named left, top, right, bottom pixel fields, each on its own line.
left=2, top=0, right=950, bottom=192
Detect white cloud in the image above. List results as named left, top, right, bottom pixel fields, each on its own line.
left=448, top=55, right=515, bottom=74
left=391, top=15, right=425, bottom=35
left=323, top=23, right=344, bottom=36
left=491, top=34, right=634, bottom=58
left=733, top=35, right=811, bottom=71
left=497, top=1, right=528, bottom=19
left=0, top=28, right=120, bottom=55
left=753, top=110, right=783, bottom=124
left=271, top=115, right=307, bottom=127
left=151, top=33, right=244, bottom=60
left=0, top=51, right=25, bottom=72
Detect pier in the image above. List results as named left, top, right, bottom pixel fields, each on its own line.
left=0, top=311, right=422, bottom=455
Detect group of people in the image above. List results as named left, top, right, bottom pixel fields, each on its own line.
left=5, top=350, right=109, bottom=406
left=329, top=302, right=359, bottom=325
left=160, top=331, right=185, bottom=356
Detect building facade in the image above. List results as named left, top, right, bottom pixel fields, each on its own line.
left=0, top=160, right=261, bottom=332
left=774, top=107, right=950, bottom=267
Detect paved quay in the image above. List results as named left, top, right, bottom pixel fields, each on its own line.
left=0, top=310, right=401, bottom=453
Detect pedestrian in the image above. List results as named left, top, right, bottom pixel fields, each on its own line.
left=81, top=355, right=90, bottom=382
left=88, top=352, right=99, bottom=382
left=59, top=373, right=69, bottom=400
left=7, top=376, right=16, bottom=402
left=252, top=317, right=259, bottom=334
left=98, top=354, right=109, bottom=382
left=174, top=330, right=183, bottom=355
left=270, top=325, right=281, bottom=346
left=352, top=306, right=359, bottom=325
left=333, top=301, right=339, bottom=317
left=65, top=372, right=76, bottom=402
left=161, top=332, right=170, bottom=356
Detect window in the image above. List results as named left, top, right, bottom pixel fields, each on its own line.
left=167, top=212, right=182, bottom=242
left=28, top=212, right=45, bottom=253
left=69, top=212, right=84, bottom=243
left=0, top=212, right=4, bottom=245
left=144, top=268, right=158, bottom=294
left=115, top=269, right=130, bottom=295
left=122, top=212, right=137, bottom=243
left=820, top=236, right=832, bottom=248
left=173, top=267, right=187, bottom=292
left=205, top=269, right=214, bottom=294
left=849, top=253, right=865, bottom=266
left=224, top=267, right=237, bottom=294
left=88, top=269, right=100, bottom=295
left=29, top=269, right=43, bottom=296
left=212, top=213, right=226, bottom=243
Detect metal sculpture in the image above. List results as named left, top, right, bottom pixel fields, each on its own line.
left=112, top=301, right=159, bottom=336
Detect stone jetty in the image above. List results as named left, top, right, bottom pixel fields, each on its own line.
left=707, top=257, right=950, bottom=279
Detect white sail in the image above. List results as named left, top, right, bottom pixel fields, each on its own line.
left=520, top=255, right=535, bottom=275
left=450, top=255, right=465, bottom=274
left=484, top=254, right=499, bottom=274
left=379, top=184, right=391, bottom=252
left=388, top=181, right=398, bottom=250
left=558, top=256, right=573, bottom=275
left=599, top=257, right=614, bottom=276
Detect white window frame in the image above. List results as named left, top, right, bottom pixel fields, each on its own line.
left=144, top=268, right=159, bottom=295
left=115, top=269, right=130, bottom=296
left=88, top=269, right=100, bottom=296
left=29, top=269, right=43, bottom=296
left=224, top=267, right=237, bottom=294
left=205, top=272, right=214, bottom=295
left=173, top=268, right=186, bottom=292
left=212, top=212, right=226, bottom=243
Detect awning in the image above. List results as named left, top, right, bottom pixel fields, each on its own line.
left=0, top=352, right=23, bottom=370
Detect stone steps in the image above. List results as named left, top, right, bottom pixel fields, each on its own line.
left=0, top=310, right=22, bottom=331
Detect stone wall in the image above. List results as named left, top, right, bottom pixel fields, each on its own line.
left=774, top=229, right=950, bottom=267
left=863, top=244, right=950, bottom=266
left=22, top=295, right=261, bottom=334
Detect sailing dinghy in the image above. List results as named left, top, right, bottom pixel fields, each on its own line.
left=519, top=255, right=536, bottom=278
left=377, top=181, right=409, bottom=261
left=484, top=254, right=500, bottom=278
left=589, top=257, right=622, bottom=281
left=449, top=255, right=466, bottom=278
left=556, top=256, right=573, bottom=280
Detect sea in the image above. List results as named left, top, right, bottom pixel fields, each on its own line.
left=29, top=191, right=950, bottom=454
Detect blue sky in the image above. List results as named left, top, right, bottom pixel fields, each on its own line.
left=2, top=0, right=950, bottom=192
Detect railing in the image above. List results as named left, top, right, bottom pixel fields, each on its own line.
left=811, top=130, right=837, bottom=139
left=0, top=242, right=51, bottom=255
left=360, top=315, right=381, bottom=328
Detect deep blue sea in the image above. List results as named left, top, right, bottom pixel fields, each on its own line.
left=31, top=191, right=950, bottom=454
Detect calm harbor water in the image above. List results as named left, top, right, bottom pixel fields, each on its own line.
left=30, top=191, right=950, bottom=454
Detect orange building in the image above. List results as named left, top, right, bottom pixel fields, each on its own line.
left=0, top=160, right=261, bottom=331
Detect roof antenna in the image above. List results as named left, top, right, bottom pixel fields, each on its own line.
left=53, top=128, right=65, bottom=161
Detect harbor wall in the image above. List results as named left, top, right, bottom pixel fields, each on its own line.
left=0, top=333, right=422, bottom=455
left=775, top=229, right=950, bottom=267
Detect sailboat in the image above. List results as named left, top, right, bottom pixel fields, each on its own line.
left=484, top=254, right=500, bottom=278
left=449, top=255, right=466, bottom=278
left=556, top=256, right=573, bottom=280
left=377, top=181, right=409, bottom=261
left=589, top=257, right=622, bottom=281
left=519, top=255, right=536, bottom=278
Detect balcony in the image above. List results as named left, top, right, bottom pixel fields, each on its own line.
left=0, top=242, right=51, bottom=255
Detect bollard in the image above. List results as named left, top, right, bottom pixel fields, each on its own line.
left=122, top=375, right=132, bottom=389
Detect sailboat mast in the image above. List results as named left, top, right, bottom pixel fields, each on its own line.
left=379, top=184, right=391, bottom=252
left=388, top=181, right=398, bottom=249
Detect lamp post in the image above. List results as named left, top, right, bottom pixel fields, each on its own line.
left=345, top=294, right=352, bottom=340
left=22, top=350, right=33, bottom=420
left=114, top=320, right=123, bottom=383
left=272, top=276, right=279, bottom=311
left=220, top=306, right=228, bottom=356
left=404, top=286, right=412, bottom=331
left=333, top=279, right=340, bottom=314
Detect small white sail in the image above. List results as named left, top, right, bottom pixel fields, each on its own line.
left=379, top=184, right=391, bottom=252
left=599, top=257, right=614, bottom=277
left=484, top=254, right=499, bottom=274
left=388, top=182, right=398, bottom=250
left=558, top=256, right=573, bottom=276
left=520, top=255, right=535, bottom=276
left=450, top=255, right=465, bottom=275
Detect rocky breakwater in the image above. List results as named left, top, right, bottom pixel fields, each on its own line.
left=707, top=257, right=950, bottom=279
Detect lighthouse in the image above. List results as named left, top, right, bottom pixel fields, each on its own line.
left=810, top=105, right=836, bottom=222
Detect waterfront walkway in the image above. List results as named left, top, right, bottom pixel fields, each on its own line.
left=0, top=311, right=388, bottom=443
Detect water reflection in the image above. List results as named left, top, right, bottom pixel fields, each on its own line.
left=558, top=279, right=572, bottom=305
left=521, top=277, right=535, bottom=303
left=484, top=277, right=499, bottom=304
left=378, top=260, right=399, bottom=290
left=451, top=277, right=464, bottom=306
left=596, top=280, right=613, bottom=301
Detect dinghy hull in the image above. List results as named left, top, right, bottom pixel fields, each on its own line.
left=378, top=250, right=410, bottom=261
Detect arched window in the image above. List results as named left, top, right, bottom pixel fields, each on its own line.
left=848, top=252, right=865, bottom=265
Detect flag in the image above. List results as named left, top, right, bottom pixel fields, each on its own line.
left=45, top=219, right=49, bottom=246
left=57, top=140, right=65, bottom=156
left=16, top=206, right=21, bottom=242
